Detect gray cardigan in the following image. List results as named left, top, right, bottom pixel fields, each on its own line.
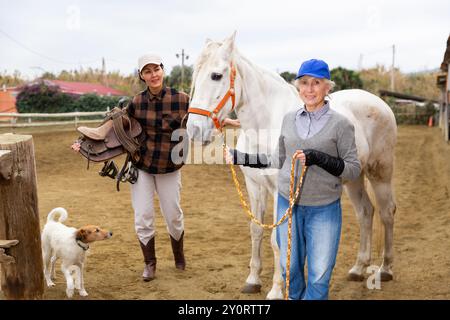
left=269, top=109, right=361, bottom=206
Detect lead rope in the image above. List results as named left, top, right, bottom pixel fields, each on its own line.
left=222, top=139, right=308, bottom=300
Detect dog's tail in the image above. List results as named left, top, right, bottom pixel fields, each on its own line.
left=47, top=207, right=68, bottom=223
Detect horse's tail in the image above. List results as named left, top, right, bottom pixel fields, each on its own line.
left=47, top=207, right=68, bottom=223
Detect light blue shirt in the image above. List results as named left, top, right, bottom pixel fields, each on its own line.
left=295, top=101, right=331, bottom=139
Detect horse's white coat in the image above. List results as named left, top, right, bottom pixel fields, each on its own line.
left=187, top=32, right=397, bottom=299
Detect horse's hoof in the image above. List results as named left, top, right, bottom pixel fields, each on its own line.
left=266, top=295, right=284, bottom=300
left=79, top=290, right=89, bottom=297
left=347, top=272, right=365, bottom=281
left=378, top=271, right=393, bottom=282
left=241, top=283, right=262, bottom=294
left=266, top=289, right=284, bottom=300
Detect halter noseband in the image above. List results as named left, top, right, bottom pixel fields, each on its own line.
left=188, top=62, right=237, bottom=131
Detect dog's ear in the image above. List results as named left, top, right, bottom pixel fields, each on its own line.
left=76, top=228, right=88, bottom=241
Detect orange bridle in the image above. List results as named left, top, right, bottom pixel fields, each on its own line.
left=188, top=62, right=237, bottom=130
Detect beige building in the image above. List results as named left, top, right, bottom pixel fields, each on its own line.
left=437, top=35, right=450, bottom=141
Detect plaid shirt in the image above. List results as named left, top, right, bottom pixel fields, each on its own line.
left=128, top=87, right=189, bottom=174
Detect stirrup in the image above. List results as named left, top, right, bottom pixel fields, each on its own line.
left=119, top=161, right=138, bottom=184
left=116, top=155, right=139, bottom=191
left=126, top=163, right=138, bottom=184
left=99, top=160, right=119, bottom=179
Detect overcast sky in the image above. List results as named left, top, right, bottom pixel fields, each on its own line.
left=1, top=0, right=449, bottom=79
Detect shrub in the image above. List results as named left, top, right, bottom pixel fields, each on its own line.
left=16, top=82, right=75, bottom=113
left=71, top=94, right=121, bottom=112
left=16, top=82, right=124, bottom=114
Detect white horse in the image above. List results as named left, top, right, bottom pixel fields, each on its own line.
left=186, top=32, right=397, bottom=299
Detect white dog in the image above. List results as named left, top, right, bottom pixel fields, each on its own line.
left=41, top=207, right=112, bottom=298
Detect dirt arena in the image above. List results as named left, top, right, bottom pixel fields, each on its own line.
left=1, top=124, right=450, bottom=300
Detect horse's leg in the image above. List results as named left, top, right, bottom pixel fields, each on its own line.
left=241, top=175, right=267, bottom=294
left=345, top=174, right=375, bottom=281
left=266, top=193, right=284, bottom=300
left=369, top=178, right=396, bottom=281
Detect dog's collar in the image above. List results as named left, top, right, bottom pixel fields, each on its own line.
left=76, top=240, right=89, bottom=251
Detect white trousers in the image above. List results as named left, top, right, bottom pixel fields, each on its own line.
left=131, top=169, right=184, bottom=245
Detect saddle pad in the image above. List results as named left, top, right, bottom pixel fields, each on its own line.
left=78, top=140, right=125, bottom=162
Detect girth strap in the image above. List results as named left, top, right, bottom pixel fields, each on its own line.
left=112, top=114, right=141, bottom=159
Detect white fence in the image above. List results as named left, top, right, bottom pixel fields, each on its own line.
left=0, top=110, right=108, bottom=128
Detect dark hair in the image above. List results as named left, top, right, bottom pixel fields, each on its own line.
left=139, top=64, right=164, bottom=82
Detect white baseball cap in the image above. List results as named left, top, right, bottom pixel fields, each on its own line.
left=138, top=53, right=163, bottom=72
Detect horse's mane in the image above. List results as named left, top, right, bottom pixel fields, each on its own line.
left=237, top=53, right=292, bottom=87
left=190, top=40, right=297, bottom=99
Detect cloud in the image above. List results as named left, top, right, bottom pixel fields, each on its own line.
left=0, top=0, right=449, bottom=79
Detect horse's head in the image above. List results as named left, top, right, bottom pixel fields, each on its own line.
left=187, top=31, right=242, bottom=145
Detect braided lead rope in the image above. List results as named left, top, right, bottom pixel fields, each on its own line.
left=228, top=157, right=306, bottom=228
left=223, top=141, right=307, bottom=300
left=284, top=164, right=307, bottom=300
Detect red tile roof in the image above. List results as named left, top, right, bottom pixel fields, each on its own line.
left=47, top=80, right=125, bottom=96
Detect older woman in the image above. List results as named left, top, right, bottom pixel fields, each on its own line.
left=225, top=59, right=361, bottom=300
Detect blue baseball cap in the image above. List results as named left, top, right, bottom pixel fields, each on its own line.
left=295, top=59, right=330, bottom=80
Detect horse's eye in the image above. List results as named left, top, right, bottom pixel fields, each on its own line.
left=211, top=73, right=223, bottom=81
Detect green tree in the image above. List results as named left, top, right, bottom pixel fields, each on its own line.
left=330, top=67, right=363, bottom=91
left=166, top=65, right=193, bottom=93
left=279, top=71, right=297, bottom=83
left=41, top=72, right=56, bottom=80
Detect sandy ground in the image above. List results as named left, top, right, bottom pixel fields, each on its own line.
left=1, top=124, right=449, bottom=300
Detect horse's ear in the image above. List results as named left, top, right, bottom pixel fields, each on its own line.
left=228, top=30, right=237, bottom=43
left=222, top=31, right=237, bottom=47
left=221, top=31, right=237, bottom=61
left=205, top=38, right=213, bottom=45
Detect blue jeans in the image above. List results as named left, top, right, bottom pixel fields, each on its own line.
left=276, top=194, right=342, bottom=300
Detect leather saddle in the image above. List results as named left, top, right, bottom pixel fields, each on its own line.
left=76, top=100, right=145, bottom=191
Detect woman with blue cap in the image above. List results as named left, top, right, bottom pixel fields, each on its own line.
left=224, top=59, right=361, bottom=299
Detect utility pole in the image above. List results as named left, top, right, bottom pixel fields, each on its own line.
left=358, top=53, right=363, bottom=71
left=176, top=49, right=189, bottom=91
left=102, top=57, right=108, bottom=87
left=390, top=44, right=395, bottom=91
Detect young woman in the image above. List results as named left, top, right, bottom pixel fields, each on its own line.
left=72, top=53, right=241, bottom=282
left=126, top=53, right=189, bottom=281
left=72, top=53, right=189, bottom=281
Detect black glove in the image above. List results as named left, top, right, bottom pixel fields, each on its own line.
left=230, top=149, right=270, bottom=168
left=303, top=149, right=345, bottom=177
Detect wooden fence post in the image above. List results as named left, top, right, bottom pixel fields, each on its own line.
left=0, top=133, right=44, bottom=299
